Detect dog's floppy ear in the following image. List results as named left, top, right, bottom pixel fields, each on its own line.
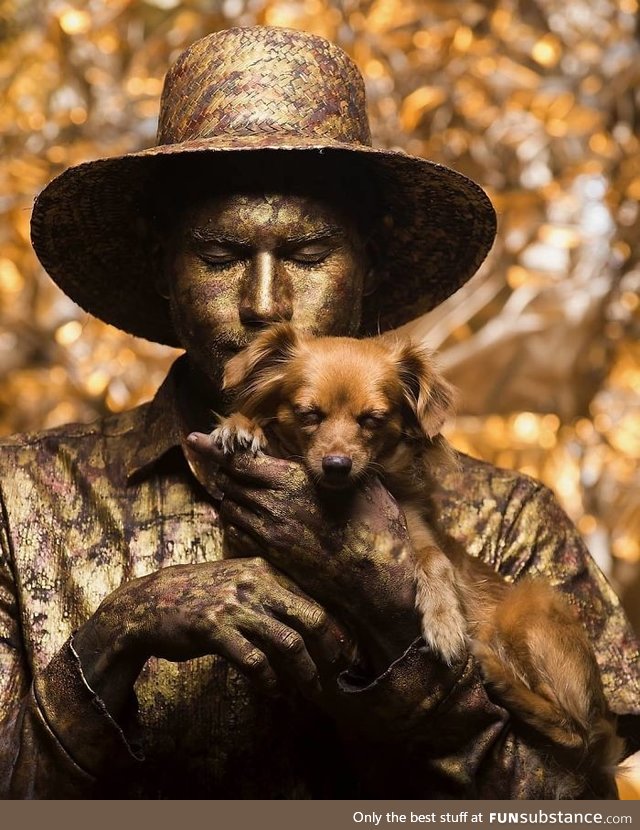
left=391, top=340, right=456, bottom=439
left=223, top=322, right=302, bottom=401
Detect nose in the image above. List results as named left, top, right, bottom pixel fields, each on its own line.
left=239, top=251, right=293, bottom=327
left=322, top=455, right=353, bottom=478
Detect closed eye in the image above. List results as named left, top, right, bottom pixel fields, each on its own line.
left=281, top=233, right=344, bottom=266
left=285, top=245, right=335, bottom=265
left=293, top=406, right=325, bottom=426
left=358, top=411, right=389, bottom=429
left=198, top=243, right=244, bottom=267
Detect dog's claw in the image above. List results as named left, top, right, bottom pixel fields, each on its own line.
left=421, top=621, right=467, bottom=666
left=210, top=419, right=267, bottom=456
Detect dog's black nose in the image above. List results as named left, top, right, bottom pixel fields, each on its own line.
left=322, top=455, right=353, bottom=477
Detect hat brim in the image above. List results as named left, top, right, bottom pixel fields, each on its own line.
left=30, top=138, right=496, bottom=346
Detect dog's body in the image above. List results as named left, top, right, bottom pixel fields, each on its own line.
left=212, top=323, right=621, bottom=794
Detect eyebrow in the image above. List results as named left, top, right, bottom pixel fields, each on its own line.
left=284, top=227, right=346, bottom=245
left=190, top=225, right=346, bottom=246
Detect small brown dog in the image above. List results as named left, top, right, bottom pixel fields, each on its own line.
left=212, top=322, right=621, bottom=789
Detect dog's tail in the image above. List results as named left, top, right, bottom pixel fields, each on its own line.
left=471, top=580, right=623, bottom=792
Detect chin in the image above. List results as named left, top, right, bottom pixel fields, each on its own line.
left=194, top=334, right=250, bottom=365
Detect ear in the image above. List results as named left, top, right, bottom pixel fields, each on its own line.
left=392, top=341, right=456, bottom=439
left=223, top=323, right=302, bottom=401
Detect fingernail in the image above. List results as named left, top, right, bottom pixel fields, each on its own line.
left=186, top=433, right=199, bottom=445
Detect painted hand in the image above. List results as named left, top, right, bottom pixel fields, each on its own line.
left=187, top=432, right=421, bottom=674
left=73, top=558, right=353, bottom=717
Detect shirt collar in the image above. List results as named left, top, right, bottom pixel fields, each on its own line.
left=125, top=355, right=193, bottom=483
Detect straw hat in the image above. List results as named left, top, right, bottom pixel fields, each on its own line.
left=30, top=26, right=496, bottom=346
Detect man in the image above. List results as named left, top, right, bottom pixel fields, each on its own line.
left=1, top=26, right=638, bottom=799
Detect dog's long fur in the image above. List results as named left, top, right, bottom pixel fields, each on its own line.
left=212, top=323, right=622, bottom=795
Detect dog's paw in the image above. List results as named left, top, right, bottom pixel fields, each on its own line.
left=210, top=414, right=267, bottom=456
left=421, top=613, right=467, bottom=666
left=414, top=561, right=467, bottom=666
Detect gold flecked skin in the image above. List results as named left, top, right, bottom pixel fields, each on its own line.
left=0, top=359, right=638, bottom=798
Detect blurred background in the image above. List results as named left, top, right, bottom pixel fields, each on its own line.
left=0, top=0, right=638, bottom=794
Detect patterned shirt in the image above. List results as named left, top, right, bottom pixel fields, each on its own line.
left=0, top=358, right=638, bottom=798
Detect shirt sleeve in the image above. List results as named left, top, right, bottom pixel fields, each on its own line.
left=493, top=483, right=640, bottom=727
left=325, top=483, right=639, bottom=799
left=333, top=641, right=614, bottom=799
left=0, top=492, right=140, bottom=799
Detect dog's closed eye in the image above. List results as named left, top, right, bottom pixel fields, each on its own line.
left=357, top=411, right=388, bottom=429
left=293, top=405, right=324, bottom=427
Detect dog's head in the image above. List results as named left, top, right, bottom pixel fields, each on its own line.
left=223, top=323, right=456, bottom=490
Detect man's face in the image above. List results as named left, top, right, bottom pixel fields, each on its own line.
left=164, top=190, right=369, bottom=383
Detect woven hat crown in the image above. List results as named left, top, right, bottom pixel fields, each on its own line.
left=157, top=27, right=372, bottom=147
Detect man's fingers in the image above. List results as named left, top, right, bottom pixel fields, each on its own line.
left=220, top=499, right=262, bottom=533
left=244, top=615, right=322, bottom=696
left=222, top=452, right=305, bottom=489
left=221, top=502, right=307, bottom=571
left=223, top=524, right=264, bottom=559
left=186, top=431, right=221, bottom=455
left=216, top=474, right=265, bottom=506
left=216, top=474, right=293, bottom=524
left=188, top=431, right=305, bottom=489
left=213, top=622, right=319, bottom=698
left=213, top=631, right=279, bottom=695
left=268, top=592, right=355, bottom=671
left=220, top=499, right=294, bottom=552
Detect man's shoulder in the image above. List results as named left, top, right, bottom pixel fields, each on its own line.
left=442, top=449, right=547, bottom=508
left=0, top=403, right=150, bottom=469
left=433, top=450, right=567, bottom=575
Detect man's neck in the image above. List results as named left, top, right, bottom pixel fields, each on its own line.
left=174, top=356, right=226, bottom=436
